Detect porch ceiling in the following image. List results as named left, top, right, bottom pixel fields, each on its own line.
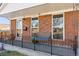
left=0, top=3, right=78, bottom=19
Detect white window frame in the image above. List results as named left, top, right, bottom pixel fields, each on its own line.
left=16, top=18, right=23, bottom=40
left=52, top=13, right=65, bottom=41
left=31, top=17, right=39, bottom=34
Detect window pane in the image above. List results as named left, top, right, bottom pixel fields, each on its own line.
left=32, top=18, right=39, bottom=33
left=53, top=14, right=63, bottom=39
left=16, top=20, right=22, bottom=29
left=32, top=20, right=39, bottom=28
left=16, top=19, right=22, bottom=37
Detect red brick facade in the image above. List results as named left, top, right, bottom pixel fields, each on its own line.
left=11, top=19, right=16, bottom=39
left=22, top=17, right=31, bottom=42
left=10, top=19, right=16, bottom=40
left=10, top=11, right=79, bottom=47
left=39, top=14, right=52, bottom=33
left=35, top=11, right=78, bottom=47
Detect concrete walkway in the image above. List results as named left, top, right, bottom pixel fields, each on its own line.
left=0, top=43, right=51, bottom=56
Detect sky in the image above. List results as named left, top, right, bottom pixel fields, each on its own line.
left=0, top=17, right=10, bottom=24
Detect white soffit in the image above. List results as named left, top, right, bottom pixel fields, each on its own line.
left=0, top=3, right=79, bottom=19
left=0, top=3, right=45, bottom=14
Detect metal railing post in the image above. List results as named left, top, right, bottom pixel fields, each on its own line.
left=74, top=36, right=78, bottom=56
left=11, top=40, right=13, bottom=45
left=50, top=33, right=52, bottom=55
left=34, top=33, right=36, bottom=51
left=21, top=38, right=23, bottom=48
left=2, top=37, right=4, bottom=50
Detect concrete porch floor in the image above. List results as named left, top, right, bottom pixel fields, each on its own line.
left=0, top=42, right=52, bottom=56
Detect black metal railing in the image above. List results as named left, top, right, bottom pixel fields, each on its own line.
left=0, top=34, right=77, bottom=56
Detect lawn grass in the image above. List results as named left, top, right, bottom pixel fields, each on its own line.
left=0, top=51, right=26, bottom=56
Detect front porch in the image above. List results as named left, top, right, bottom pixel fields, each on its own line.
left=0, top=3, right=79, bottom=56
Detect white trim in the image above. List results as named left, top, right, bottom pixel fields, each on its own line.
left=15, top=19, right=17, bottom=40
left=51, top=14, right=53, bottom=39
left=11, top=16, right=24, bottom=20
left=10, top=8, right=75, bottom=20
left=9, top=20, right=11, bottom=35
left=52, top=13, right=65, bottom=41
left=30, top=17, right=32, bottom=37
left=63, top=13, right=65, bottom=41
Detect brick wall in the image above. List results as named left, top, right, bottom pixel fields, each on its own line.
left=22, top=17, right=31, bottom=42
left=38, top=11, right=79, bottom=47
left=11, top=19, right=16, bottom=39
left=10, top=11, right=79, bottom=47
left=39, top=14, right=52, bottom=33
left=64, top=11, right=78, bottom=47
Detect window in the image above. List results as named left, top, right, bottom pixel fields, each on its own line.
left=53, top=14, right=64, bottom=40
left=32, top=17, right=39, bottom=33
left=16, top=19, right=22, bottom=37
